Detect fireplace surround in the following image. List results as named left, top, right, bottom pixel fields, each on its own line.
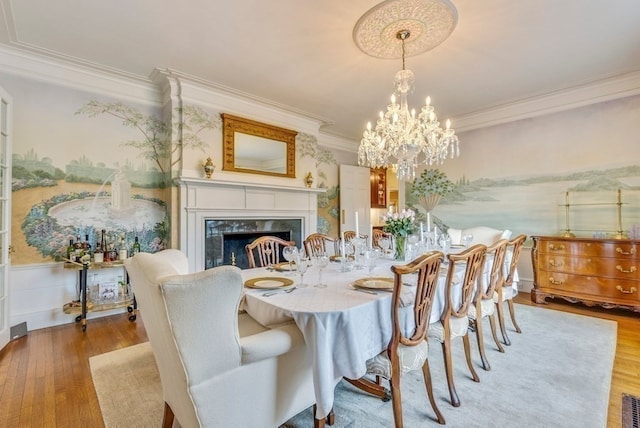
left=176, top=177, right=323, bottom=272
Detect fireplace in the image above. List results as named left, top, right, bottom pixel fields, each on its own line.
left=205, top=218, right=302, bottom=269
left=176, top=177, right=324, bottom=272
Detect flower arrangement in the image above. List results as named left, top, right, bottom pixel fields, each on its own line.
left=382, top=209, right=416, bottom=237
left=410, top=169, right=455, bottom=211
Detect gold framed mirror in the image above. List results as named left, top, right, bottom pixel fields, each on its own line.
left=221, top=113, right=297, bottom=178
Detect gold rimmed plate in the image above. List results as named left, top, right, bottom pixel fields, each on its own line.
left=244, top=277, right=294, bottom=290
left=273, top=262, right=296, bottom=272
left=352, top=277, right=394, bottom=291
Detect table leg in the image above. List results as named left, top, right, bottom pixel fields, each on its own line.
left=344, top=377, right=391, bottom=401
left=313, top=405, right=335, bottom=427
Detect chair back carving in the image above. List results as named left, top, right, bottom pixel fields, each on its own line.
left=391, top=252, right=444, bottom=350
left=443, top=244, right=487, bottom=320
left=505, top=234, right=527, bottom=287
left=478, top=239, right=508, bottom=301
left=372, top=229, right=392, bottom=249
left=245, top=236, right=295, bottom=268
left=304, top=233, right=337, bottom=257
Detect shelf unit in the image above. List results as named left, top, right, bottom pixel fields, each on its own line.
left=559, top=189, right=639, bottom=239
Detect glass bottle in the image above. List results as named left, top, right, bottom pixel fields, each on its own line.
left=93, top=240, right=104, bottom=263
left=101, top=230, right=109, bottom=262
left=132, top=236, right=141, bottom=255
left=119, top=236, right=128, bottom=260
left=67, top=239, right=75, bottom=262
left=84, top=234, right=92, bottom=256
left=74, top=235, right=84, bottom=260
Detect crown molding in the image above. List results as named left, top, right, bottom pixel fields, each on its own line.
left=0, top=44, right=161, bottom=105
left=454, top=69, right=640, bottom=132
left=318, top=132, right=359, bottom=153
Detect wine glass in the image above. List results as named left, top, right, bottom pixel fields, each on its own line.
left=295, top=255, right=310, bottom=288
left=312, top=252, right=329, bottom=288
left=463, top=234, right=474, bottom=248
left=282, top=246, right=298, bottom=274
left=363, top=250, right=377, bottom=276
left=378, top=236, right=391, bottom=255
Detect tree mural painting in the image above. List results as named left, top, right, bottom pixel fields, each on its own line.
left=75, top=101, right=221, bottom=177
left=296, top=133, right=338, bottom=234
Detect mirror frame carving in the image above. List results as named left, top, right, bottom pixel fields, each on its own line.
left=221, top=113, right=297, bottom=178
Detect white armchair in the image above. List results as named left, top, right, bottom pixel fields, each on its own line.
left=447, top=226, right=512, bottom=246
left=124, top=249, right=314, bottom=428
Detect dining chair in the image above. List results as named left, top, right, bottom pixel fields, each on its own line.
left=468, top=239, right=508, bottom=371
left=304, top=233, right=338, bottom=257
left=494, top=234, right=527, bottom=345
left=372, top=229, right=393, bottom=249
left=350, top=252, right=446, bottom=426
left=245, top=236, right=296, bottom=268
left=428, top=243, right=487, bottom=407
left=343, top=230, right=368, bottom=241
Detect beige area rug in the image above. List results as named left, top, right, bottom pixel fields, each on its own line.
left=91, top=304, right=617, bottom=427
left=90, top=342, right=164, bottom=427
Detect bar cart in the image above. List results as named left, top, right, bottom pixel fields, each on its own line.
left=63, top=258, right=136, bottom=332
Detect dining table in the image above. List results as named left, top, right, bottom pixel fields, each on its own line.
left=240, top=249, right=518, bottom=422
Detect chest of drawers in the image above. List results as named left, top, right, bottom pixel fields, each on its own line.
left=531, top=236, right=640, bottom=312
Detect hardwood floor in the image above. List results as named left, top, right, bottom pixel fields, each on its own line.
left=0, top=294, right=638, bottom=427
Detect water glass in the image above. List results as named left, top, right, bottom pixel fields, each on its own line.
left=312, top=253, right=329, bottom=288
left=282, top=246, right=298, bottom=274
left=295, top=256, right=310, bottom=288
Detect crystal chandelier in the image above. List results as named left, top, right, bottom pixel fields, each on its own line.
left=354, top=0, right=460, bottom=181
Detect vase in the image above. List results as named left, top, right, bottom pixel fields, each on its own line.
left=393, top=235, right=406, bottom=261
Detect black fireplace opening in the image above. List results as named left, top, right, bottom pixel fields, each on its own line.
left=204, top=218, right=302, bottom=270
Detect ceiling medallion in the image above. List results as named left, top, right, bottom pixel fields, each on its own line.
left=353, top=0, right=458, bottom=59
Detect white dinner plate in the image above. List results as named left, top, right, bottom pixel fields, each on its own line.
left=244, top=277, right=294, bottom=289
left=273, top=262, right=296, bottom=272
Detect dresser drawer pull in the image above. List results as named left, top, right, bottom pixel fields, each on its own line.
left=616, top=265, right=637, bottom=274
left=548, top=277, right=564, bottom=285
left=549, top=244, right=565, bottom=251
left=549, top=259, right=564, bottom=267
left=616, top=285, right=637, bottom=294
left=616, top=247, right=637, bottom=255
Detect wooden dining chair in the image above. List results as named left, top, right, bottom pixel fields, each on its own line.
left=348, top=252, right=446, bottom=426
left=494, top=234, right=527, bottom=345
left=468, top=239, right=508, bottom=371
left=303, top=233, right=337, bottom=257
left=428, top=244, right=487, bottom=407
left=343, top=230, right=368, bottom=242
left=372, top=229, right=392, bottom=249
left=245, top=236, right=295, bottom=268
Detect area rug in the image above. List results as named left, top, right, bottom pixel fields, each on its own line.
left=90, top=304, right=616, bottom=427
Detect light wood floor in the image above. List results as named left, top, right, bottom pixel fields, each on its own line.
left=0, top=294, right=638, bottom=427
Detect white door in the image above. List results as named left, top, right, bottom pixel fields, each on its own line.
left=0, top=87, right=12, bottom=351
left=339, top=165, right=371, bottom=237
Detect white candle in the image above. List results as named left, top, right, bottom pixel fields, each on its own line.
left=341, top=231, right=346, bottom=258
left=355, top=211, right=360, bottom=237
left=427, top=212, right=432, bottom=232
left=420, top=222, right=424, bottom=242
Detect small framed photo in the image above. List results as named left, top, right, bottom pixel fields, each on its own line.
left=99, top=281, right=118, bottom=301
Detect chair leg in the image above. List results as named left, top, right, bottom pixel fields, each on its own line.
left=422, top=360, right=446, bottom=424
left=507, top=299, right=522, bottom=333
left=390, top=374, right=403, bottom=428
left=488, top=313, right=505, bottom=353
left=495, top=301, right=511, bottom=346
left=162, top=402, right=174, bottom=428
left=474, top=316, right=491, bottom=371
left=313, top=404, right=334, bottom=428
left=462, top=334, right=480, bottom=383
left=441, top=340, right=460, bottom=407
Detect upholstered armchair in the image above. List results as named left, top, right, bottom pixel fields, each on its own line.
left=447, top=226, right=512, bottom=246
left=124, top=249, right=314, bottom=428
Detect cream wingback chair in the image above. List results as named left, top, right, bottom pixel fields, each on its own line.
left=448, top=226, right=512, bottom=246
left=124, top=249, right=314, bottom=428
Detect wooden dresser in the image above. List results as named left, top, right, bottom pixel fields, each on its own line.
left=531, top=236, right=640, bottom=312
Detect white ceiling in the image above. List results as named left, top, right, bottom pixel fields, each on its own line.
left=1, top=0, right=640, bottom=142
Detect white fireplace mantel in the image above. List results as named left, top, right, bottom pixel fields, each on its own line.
left=176, top=176, right=325, bottom=272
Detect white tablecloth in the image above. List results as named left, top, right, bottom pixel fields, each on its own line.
left=241, top=254, right=518, bottom=420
